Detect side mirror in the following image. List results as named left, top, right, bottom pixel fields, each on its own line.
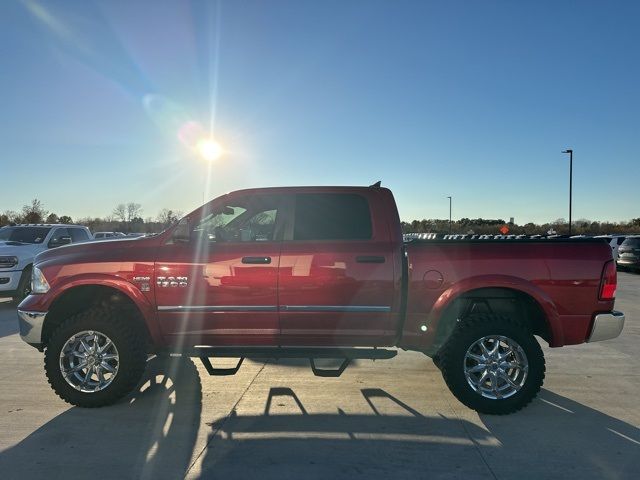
left=48, top=236, right=72, bottom=248
left=171, top=218, right=191, bottom=243
left=172, top=232, right=191, bottom=243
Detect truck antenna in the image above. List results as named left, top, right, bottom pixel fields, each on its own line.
left=369, top=181, right=382, bottom=188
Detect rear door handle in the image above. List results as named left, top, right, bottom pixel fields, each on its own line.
left=242, top=256, right=272, bottom=264
left=356, top=255, right=386, bottom=264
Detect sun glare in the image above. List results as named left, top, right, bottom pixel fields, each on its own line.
left=196, top=138, right=223, bottom=162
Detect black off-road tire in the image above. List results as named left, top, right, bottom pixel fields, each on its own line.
left=440, top=313, right=545, bottom=415
left=431, top=354, right=442, bottom=370
left=44, top=307, right=147, bottom=408
left=11, top=266, right=32, bottom=304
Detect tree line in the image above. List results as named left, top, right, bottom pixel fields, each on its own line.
left=0, top=199, right=183, bottom=234
left=2, top=199, right=639, bottom=236
left=402, top=217, right=640, bottom=236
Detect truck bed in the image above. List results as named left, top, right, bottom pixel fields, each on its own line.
left=401, top=236, right=614, bottom=351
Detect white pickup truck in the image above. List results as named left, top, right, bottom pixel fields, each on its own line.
left=0, top=224, right=92, bottom=301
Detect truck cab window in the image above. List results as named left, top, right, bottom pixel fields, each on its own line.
left=70, top=228, right=89, bottom=242
left=48, top=228, right=71, bottom=248
left=191, top=196, right=282, bottom=243
left=293, top=193, right=372, bottom=240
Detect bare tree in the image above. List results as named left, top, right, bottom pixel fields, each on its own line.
left=112, top=204, right=127, bottom=222
left=157, top=209, right=183, bottom=227
left=21, top=199, right=48, bottom=224
left=126, top=203, right=142, bottom=222
left=0, top=210, right=18, bottom=226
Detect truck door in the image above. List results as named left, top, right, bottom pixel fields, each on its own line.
left=278, top=191, right=397, bottom=346
left=154, top=193, right=285, bottom=347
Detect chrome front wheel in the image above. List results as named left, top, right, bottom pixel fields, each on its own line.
left=59, top=330, right=120, bottom=393
left=45, top=307, right=147, bottom=407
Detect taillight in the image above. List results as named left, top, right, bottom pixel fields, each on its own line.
left=599, top=260, right=617, bottom=300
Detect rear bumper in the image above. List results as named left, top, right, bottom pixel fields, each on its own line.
left=17, top=309, right=47, bottom=348
left=587, top=311, right=625, bottom=342
left=617, top=258, right=639, bottom=267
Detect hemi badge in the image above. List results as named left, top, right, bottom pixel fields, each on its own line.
left=132, top=276, right=151, bottom=292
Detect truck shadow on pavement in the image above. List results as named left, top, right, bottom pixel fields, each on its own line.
left=0, top=356, right=202, bottom=480
left=197, top=387, right=496, bottom=479
left=195, top=387, right=640, bottom=479
left=1, top=356, right=638, bottom=480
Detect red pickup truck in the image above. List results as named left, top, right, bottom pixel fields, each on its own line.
left=17, top=185, right=625, bottom=414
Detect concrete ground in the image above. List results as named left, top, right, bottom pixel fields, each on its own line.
left=0, top=274, right=638, bottom=480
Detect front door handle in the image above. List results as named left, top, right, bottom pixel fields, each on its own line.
left=242, top=256, right=272, bottom=264
left=356, top=255, right=385, bottom=263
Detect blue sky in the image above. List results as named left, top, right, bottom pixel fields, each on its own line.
left=1, top=0, right=638, bottom=224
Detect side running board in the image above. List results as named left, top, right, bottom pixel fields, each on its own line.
left=309, top=358, right=350, bottom=377
left=200, top=357, right=244, bottom=376
left=196, top=347, right=396, bottom=378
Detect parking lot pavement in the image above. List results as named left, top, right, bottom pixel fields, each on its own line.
left=0, top=274, right=638, bottom=480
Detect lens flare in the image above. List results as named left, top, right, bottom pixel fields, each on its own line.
left=196, top=138, right=223, bottom=162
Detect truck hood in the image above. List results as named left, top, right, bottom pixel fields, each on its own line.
left=34, top=237, right=158, bottom=266
left=0, top=242, right=43, bottom=258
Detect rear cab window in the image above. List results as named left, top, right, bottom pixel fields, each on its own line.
left=292, top=193, right=373, bottom=241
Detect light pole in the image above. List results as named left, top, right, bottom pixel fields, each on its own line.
left=447, top=196, right=452, bottom=234
left=562, top=149, right=573, bottom=235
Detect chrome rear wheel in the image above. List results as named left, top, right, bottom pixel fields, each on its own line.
left=440, top=313, right=545, bottom=414
left=464, top=335, right=528, bottom=400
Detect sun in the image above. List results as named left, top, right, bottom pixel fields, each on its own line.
left=196, top=138, right=223, bottom=162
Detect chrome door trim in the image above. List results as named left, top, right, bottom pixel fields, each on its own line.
left=279, top=305, right=391, bottom=313
left=157, top=305, right=278, bottom=312
left=158, top=305, right=391, bottom=313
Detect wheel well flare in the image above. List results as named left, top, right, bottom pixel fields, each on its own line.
left=42, top=285, right=151, bottom=347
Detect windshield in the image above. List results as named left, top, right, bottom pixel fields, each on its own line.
left=621, top=238, right=640, bottom=247
left=0, top=226, right=51, bottom=244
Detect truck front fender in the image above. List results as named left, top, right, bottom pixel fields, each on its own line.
left=24, top=274, right=162, bottom=346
